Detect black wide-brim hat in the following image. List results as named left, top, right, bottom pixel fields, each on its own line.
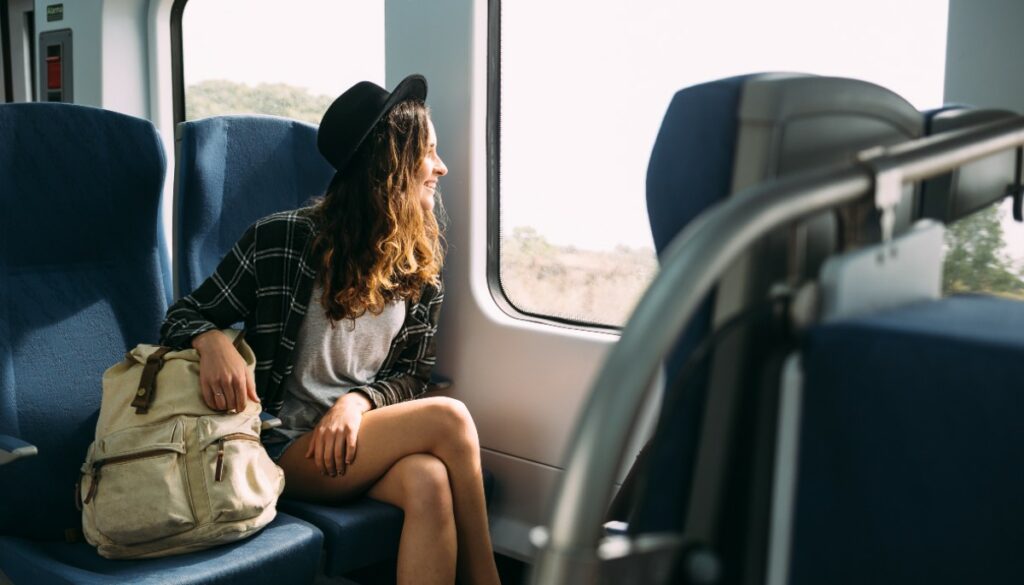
left=317, top=74, right=428, bottom=174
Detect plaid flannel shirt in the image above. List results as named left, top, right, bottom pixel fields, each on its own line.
left=159, top=207, right=443, bottom=414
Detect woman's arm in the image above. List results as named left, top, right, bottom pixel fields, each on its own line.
left=160, top=223, right=261, bottom=411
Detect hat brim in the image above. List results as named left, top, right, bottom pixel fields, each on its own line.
left=349, top=74, right=428, bottom=169
left=318, top=74, right=429, bottom=173
left=383, top=74, right=428, bottom=117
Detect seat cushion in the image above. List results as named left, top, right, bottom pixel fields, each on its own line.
left=279, top=469, right=495, bottom=576
left=0, top=514, right=322, bottom=585
left=793, top=294, right=1024, bottom=585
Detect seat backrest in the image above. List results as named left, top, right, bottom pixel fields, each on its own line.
left=794, top=293, right=1024, bottom=585
left=919, top=106, right=1019, bottom=223
left=786, top=106, right=1024, bottom=584
left=0, top=103, right=170, bottom=540
left=173, top=115, right=335, bottom=296
left=632, top=73, right=922, bottom=534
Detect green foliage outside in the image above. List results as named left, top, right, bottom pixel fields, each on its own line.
left=186, top=79, right=332, bottom=124
left=943, top=204, right=1024, bottom=298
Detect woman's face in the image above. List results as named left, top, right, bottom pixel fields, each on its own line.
left=414, top=119, right=447, bottom=212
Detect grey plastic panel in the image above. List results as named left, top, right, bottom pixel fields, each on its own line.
left=920, top=108, right=1018, bottom=222
left=819, top=220, right=944, bottom=322
left=735, top=75, right=923, bottom=277
left=716, top=74, right=923, bottom=329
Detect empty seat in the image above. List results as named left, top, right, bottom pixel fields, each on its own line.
left=786, top=104, right=1024, bottom=585
left=629, top=73, right=923, bottom=537
left=792, top=294, right=1024, bottom=585
left=0, top=103, right=322, bottom=584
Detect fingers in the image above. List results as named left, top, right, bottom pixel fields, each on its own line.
left=345, top=428, right=358, bottom=467
left=194, top=334, right=253, bottom=413
left=203, top=375, right=245, bottom=412
left=304, top=411, right=362, bottom=477
left=311, top=430, right=325, bottom=475
left=325, top=439, right=337, bottom=477
left=339, top=436, right=352, bottom=477
left=200, top=381, right=220, bottom=411
left=304, top=430, right=351, bottom=477
left=213, top=388, right=228, bottom=411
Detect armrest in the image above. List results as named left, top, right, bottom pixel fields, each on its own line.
left=0, top=434, right=38, bottom=465
left=259, top=411, right=282, bottom=431
left=428, top=372, right=453, bottom=391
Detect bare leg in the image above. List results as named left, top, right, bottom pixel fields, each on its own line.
left=276, top=397, right=501, bottom=585
left=366, top=454, right=457, bottom=584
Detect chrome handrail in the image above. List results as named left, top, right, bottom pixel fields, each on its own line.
left=530, top=115, right=1024, bottom=584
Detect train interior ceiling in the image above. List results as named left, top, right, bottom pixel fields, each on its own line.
left=4, top=1, right=1024, bottom=584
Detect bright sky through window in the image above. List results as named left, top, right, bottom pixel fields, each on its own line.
left=502, top=0, right=950, bottom=250
left=183, top=0, right=384, bottom=99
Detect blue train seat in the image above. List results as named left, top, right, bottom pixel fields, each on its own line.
left=785, top=105, right=1024, bottom=584
left=173, top=114, right=493, bottom=578
left=173, top=115, right=336, bottom=297
left=630, top=73, right=923, bottom=536
left=0, top=103, right=322, bottom=584
left=791, top=294, right=1024, bottom=585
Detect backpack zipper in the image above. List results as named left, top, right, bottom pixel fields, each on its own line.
left=83, top=447, right=181, bottom=505
left=214, top=433, right=261, bottom=482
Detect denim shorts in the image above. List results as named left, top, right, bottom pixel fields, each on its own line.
left=262, top=434, right=298, bottom=463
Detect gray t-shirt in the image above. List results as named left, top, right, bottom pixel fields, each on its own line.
left=273, top=285, right=406, bottom=439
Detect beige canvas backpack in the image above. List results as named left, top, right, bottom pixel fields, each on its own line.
left=79, top=330, right=285, bottom=559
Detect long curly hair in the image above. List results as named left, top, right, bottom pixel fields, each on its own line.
left=311, top=99, right=444, bottom=321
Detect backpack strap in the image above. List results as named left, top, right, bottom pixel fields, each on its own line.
left=131, top=346, right=173, bottom=414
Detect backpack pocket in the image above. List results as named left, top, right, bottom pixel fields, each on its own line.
left=83, top=418, right=196, bottom=545
left=198, top=417, right=284, bottom=523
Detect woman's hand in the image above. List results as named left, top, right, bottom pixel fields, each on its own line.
left=306, top=392, right=373, bottom=476
left=192, top=330, right=259, bottom=412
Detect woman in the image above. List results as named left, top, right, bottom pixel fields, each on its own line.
left=160, top=74, right=501, bottom=585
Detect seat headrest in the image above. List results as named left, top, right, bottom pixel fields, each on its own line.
left=919, top=107, right=1019, bottom=223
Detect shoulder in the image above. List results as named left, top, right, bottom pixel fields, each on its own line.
left=249, top=207, right=319, bottom=244
left=253, top=206, right=318, bottom=231
left=419, top=279, right=444, bottom=306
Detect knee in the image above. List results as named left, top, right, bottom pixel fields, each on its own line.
left=424, top=397, right=479, bottom=451
left=396, top=454, right=454, bottom=519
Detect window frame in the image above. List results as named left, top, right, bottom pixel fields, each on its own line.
left=1, top=0, right=12, bottom=102
left=170, top=0, right=621, bottom=331
left=169, top=0, right=186, bottom=124
left=486, top=0, right=625, bottom=334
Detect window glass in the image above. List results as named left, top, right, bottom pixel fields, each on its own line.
left=499, top=0, right=949, bottom=327
left=181, top=0, right=384, bottom=124
left=944, top=199, right=1024, bottom=299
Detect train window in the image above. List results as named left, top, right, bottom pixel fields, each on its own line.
left=943, top=199, right=1024, bottom=299
left=176, top=0, right=384, bottom=124
left=496, top=1, right=949, bottom=328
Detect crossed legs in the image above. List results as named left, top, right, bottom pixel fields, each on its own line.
left=276, top=396, right=501, bottom=585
